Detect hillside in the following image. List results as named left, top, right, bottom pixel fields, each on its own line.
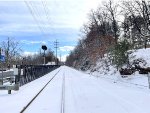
left=86, top=48, right=150, bottom=88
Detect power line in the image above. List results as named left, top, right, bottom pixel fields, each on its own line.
left=41, top=0, right=55, bottom=34
left=24, top=0, right=54, bottom=38
left=41, top=0, right=52, bottom=26
left=24, top=1, right=46, bottom=37
left=29, top=1, right=48, bottom=32
left=29, top=1, right=56, bottom=38
left=29, top=0, right=54, bottom=35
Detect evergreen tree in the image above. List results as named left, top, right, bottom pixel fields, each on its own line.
left=108, top=39, right=132, bottom=69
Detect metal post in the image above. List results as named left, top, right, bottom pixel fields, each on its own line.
left=148, top=72, right=150, bottom=89
left=1, top=63, right=3, bottom=85
left=44, top=57, right=45, bottom=65
left=8, top=90, right=11, bottom=94
left=44, top=50, right=46, bottom=65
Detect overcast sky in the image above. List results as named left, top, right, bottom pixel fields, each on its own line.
left=0, top=0, right=103, bottom=61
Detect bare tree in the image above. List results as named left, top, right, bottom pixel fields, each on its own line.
left=1, top=37, right=22, bottom=67
left=103, top=0, right=120, bottom=44
left=121, top=0, right=150, bottom=48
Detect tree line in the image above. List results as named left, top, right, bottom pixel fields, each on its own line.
left=66, top=0, right=150, bottom=70
left=0, top=38, right=57, bottom=69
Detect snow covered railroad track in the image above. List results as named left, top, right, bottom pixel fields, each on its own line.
left=61, top=73, right=65, bottom=113
left=20, top=69, right=61, bottom=113
left=1, top=66, right=150, bottom=113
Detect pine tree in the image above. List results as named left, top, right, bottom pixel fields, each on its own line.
left=109, top=39, right=132, bottom=69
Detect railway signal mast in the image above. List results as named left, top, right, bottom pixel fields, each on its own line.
left=41, top=45, right=47, bottom=64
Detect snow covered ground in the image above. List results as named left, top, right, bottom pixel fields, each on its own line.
left=0, top=66, right=150, bottom=113
left=89, top=70, right=149, bottom=88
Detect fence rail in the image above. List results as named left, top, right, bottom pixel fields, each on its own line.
left=0, top=65, right=60, bottom=94
left=16, top=65, right=60, bottom=86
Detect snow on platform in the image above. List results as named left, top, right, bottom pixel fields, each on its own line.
left=0, top=67, right=61, bottom=113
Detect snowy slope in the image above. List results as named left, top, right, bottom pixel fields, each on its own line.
left=0, top=66, right=150, bottom=113
left=87, top=48, right=150, bottom=87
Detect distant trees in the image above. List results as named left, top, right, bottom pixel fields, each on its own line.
left=66, top=39, right=86, bottom=68
left=0, top=38, right=57, bottom=68
left=22, top=49, right=56, bottom=65
left=66, top=0, right=150, bottom=71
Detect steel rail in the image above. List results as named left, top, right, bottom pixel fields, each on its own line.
left=20, top=69, right=61, bottom=113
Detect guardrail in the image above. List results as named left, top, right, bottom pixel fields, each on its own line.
left=0, top=65, right=60, bottom=94
left=0, top=71, right=14, bottom=83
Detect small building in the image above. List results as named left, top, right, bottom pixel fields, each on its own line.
left=46, top=62, right=56, bottom=65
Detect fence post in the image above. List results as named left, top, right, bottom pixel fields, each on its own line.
left=8, top=90, right=11, bottom=94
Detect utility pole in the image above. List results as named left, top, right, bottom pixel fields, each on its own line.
left=54, top=40, right=59, bottom=65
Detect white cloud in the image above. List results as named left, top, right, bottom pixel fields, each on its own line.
left=0, top=0, right=102, bottom=34
left=59, top=46, right=75, bottom=52
left=22, top=51, right=38, bottom=56
left=20, top=40, right=47, bottom=45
